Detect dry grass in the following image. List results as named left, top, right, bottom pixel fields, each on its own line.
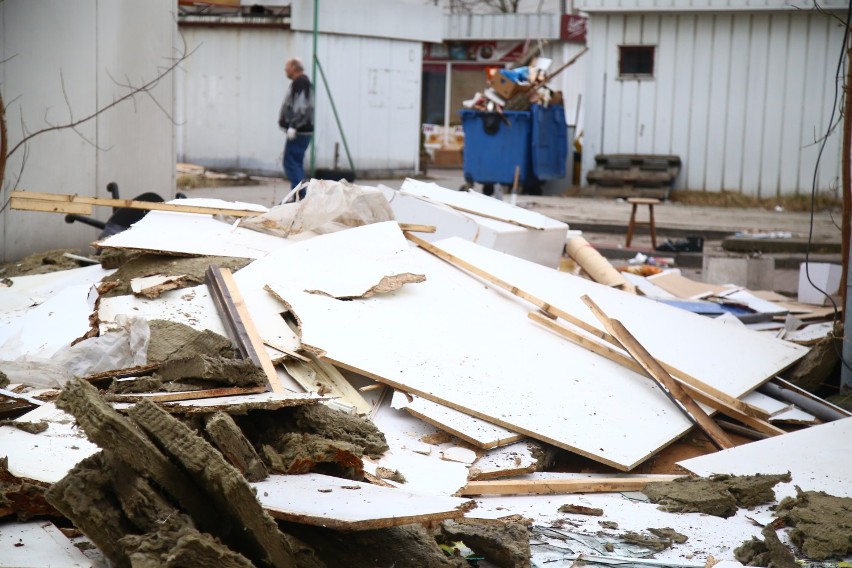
left=669, top=189, right=843, bottom=212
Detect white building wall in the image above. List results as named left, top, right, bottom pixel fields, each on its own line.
left=581, top=10, right=844, bottom=197
left=176, top=26, right=426, bottom=176
left=0, top=0, right=176, bottom=262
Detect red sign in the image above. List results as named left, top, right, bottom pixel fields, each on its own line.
left=560, top=14, right=588, bottom=43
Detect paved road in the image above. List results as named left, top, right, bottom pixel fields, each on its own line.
left=186, top=168, right=842, bottom=243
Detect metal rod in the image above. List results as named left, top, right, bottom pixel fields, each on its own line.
left=314, top=55, right=355, bottom=172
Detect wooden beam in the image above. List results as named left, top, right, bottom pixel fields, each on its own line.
left=581, top=295, right=735, bottom=450
left=405, top=231, right=769, bottom=421
left=10, top=191, right=263, bottom=217
left=0, top=387, right=45, bottom=407
left=205, top=265, right=284, bottom=393
left=9, top=196, right=92, bottom=215
left=459, top=475, right=682, bottom=496
left=528, top=311, right=785, bottom=437
left=398, top=223, right=436, bottom=233
left=106, top=386, right=268, bottom=403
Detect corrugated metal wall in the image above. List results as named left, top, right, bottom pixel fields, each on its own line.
left=582, top=11, right=845, bottom=197
left=176, top=26, right=424, bottom=176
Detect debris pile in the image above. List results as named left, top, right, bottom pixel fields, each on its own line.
left=1, top=178, right=851, bottom=566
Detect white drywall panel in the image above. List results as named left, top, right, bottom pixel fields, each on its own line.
left=434, top=238, right=806, bottom=395
left=0, top=404, right=99, bottom=484
left=96, top=210, right=289, bottom=259
left=393, top=391, right=524, bottom=449
left=0, top=521, right=94, bottom=568
left=263, top=224, right=716, bottom=470
left=678, top=417, right=852, bottom=499
left=400, top=179, right=567, bottom=268
left=253, top=473, right=472, bottom=530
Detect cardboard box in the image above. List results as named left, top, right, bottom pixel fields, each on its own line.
left=431, top=148, right=463, bottom=168
left=490, top=73, right=520, bottom=100
left=798, top=262, right=842, bottom=305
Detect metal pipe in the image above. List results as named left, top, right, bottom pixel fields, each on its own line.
left=314, top=57, right=355, bottom=172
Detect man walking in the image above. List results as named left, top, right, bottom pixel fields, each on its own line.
left=278, top=57, right=314, bottom=198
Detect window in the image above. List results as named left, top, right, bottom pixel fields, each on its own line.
left=619, top=45, right=655, bottom=79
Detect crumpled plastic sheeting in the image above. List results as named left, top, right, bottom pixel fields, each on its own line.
left=0, top=315, right=150, bottom=388
left=235, top=179, right=396, bottom=239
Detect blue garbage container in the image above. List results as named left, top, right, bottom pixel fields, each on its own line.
left=460, top=105, right=567, bottom=189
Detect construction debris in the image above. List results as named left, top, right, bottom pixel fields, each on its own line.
left=2, top=178, right=851, bottom=566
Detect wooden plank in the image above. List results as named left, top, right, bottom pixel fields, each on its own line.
left=397, top=223, right=436, bottom=233
left=205, top=265, right=284, bottom=393
left=0, top=387, right=46, bottom=407
left=253, top=473, right=473, bottom=530
left=283, top=354, right=371, bottom=415
left=9, top=196, right=92, bottom=215
left=10, top=190, right=262, bottom=217
left=527, top=311, right=784, bottom=437
left=106, top=385, right=268, bottom=403
left=581, top=295, right=735, bottom=451
left=459, top=476, right=683, bottom=496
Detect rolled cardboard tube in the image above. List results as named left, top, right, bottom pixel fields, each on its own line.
left=565, top=235, right=633, bottom=291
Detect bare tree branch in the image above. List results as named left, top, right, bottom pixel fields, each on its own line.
left=5, top=42, right=196, bottom=161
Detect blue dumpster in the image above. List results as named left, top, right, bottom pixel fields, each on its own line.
left=460, top=104, right=567, bottom=189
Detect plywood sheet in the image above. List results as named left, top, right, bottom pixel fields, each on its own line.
left=252, top=473, right=473, bottom=530
left=262, top=226, right=712, bottom=470
left=392, top=391, right=523, bottom=449
left=96, top=209, right=289, bottom=259
left=678, top=417, right=852, bottom=499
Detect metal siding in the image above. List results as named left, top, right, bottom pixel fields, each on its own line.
left=722, top=16, right=751, bottom=191
left=759, top=14, right=789, bottom=198
left=705, top=14, right=733, bottom=192
left=668, top=15, right=696, bottom=189
left=687, top=18, right=713, bottom=190
left=577, top=0, right=848, bottom=12
left=619, top=16, right=643, bottom=152
left=637, top=16, right=660, bottom=153
left=603, top=16, right=625, bottom=155
left=778, top=15, right=809, bottom=196
left=816, top=19, right=844, bottom=195
left=653, top=15, right=677, bottom=154
left=176, top=27, right=422, bottom=175
left=740, top=14, right=770, bottom=194
left=582, top=9, right=843, bottom=195
left=582, top=16, right=609, bottom=174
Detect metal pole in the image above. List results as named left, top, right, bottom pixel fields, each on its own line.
left=313, top=57, right=355, bottom=172
left=444, top=61, right=452, bottom=147
left=309, top=0, right=318, bottom=177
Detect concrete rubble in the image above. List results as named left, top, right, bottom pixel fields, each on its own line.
left=1, top=178, right=851, bottom=567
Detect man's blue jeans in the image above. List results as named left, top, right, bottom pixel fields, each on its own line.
left=283, top=134, right=312, bottom=194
